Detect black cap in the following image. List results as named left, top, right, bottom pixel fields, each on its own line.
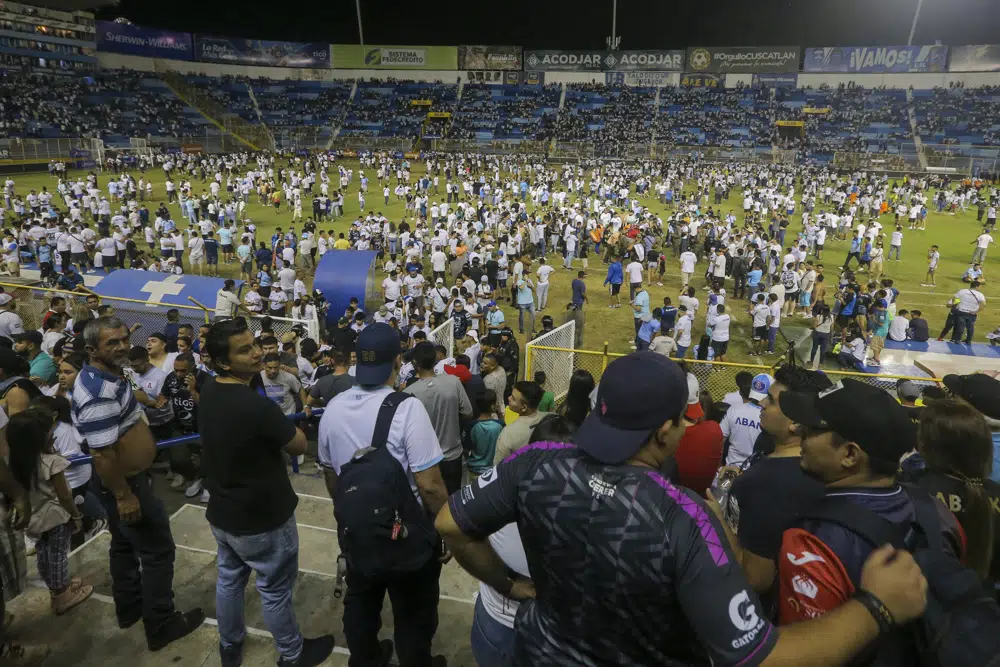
left=943, top=373, right=1000, bottom=419
left=12, top=330, right=43, bottom=348
left=355, top=322, right=401, bottom=385
left=575, top=352, right=688, bottom=465
left=779, top=378, right=917, bottom=464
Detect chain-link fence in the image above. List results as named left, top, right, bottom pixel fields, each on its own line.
left=428, top=317, right=455, bottom=361
left=246, top=313, right=321, bottom=343
left=524, top=321, right=576, bottom=401
left=823, top=369, right=942, bottom=396
left=1, top=281, right=210, bottom=343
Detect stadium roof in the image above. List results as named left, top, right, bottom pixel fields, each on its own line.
left=19, top=0, right=117, bottom=11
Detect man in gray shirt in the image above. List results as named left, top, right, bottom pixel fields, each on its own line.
left=261, top=352, right=307, bottom=416
left=306, top=349, right=356, bottom=406
left=404, top=341, right=472, bottom=494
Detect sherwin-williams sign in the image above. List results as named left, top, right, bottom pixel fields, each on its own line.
left=686, top=46, right=799, bottom=73
left=331, top=45, right=458, bottom=70
left=96, top=21, right=193, bottom=60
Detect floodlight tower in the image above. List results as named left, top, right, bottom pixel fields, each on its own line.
left=606, top=0, right=620, bottom=51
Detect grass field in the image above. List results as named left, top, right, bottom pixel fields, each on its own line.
left=4, top=162, right=998, bottom=368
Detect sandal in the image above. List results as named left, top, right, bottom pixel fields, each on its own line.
left=51, top=583, right=94, bottom=615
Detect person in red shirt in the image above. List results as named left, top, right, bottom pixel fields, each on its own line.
left=672, top=374, right=723, bottom=497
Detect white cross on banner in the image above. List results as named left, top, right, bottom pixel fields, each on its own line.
left=140, top=274, right=184, bottom=307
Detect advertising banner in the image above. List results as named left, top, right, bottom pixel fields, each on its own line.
left=606, top=71, right=675, bottom=86
left=458, top=45, right=522, bottom=70
left=686, top=46, right=799, bottom=73
left=681, top=72, right=725, bottom=88
left=195, top=36, right=330, bottom=68
left=803, top=45, right=948, bottom=73
left=524, top=49, right=684, bottom=72
left=96, top=20, right=193, bottom=60
left=752, top=73, right=798, bottom=88
left=331, top=45, right=458, bottom=70
left=949, top=45, right=1000, bottom=72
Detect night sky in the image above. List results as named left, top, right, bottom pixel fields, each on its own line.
left=98, top=0, right=1000, bottom=49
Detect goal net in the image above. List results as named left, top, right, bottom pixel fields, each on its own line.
left=526, top=320, right=576, bottom=401
left=428, top=317, right=455, bottom=361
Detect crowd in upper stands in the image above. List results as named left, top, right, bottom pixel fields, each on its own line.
left=4, top=65, right=1000, bottom=160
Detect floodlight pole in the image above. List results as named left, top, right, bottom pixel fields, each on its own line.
left=611, top=0, right=617, bottom=51
left=907, top=0, right=924, bottom=45
left=356, top=0, right=365, bottom=46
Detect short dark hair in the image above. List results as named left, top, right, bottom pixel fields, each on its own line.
left=513, top=381, right=543, bottom=410
left=411, top=341, right=436, bottom=371
left=263, top=352, right=280, bottom=363
left=128, top=346, right=149, bottom=362
left=175, top=352, right=195, bottom=366
left=259, top=335, right=278, bottom=347
left=206, top=317, right=250, bottom=368
left=477, top=389, right=497, bottom=415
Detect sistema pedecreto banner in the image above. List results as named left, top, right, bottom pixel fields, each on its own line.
left=803, top=45, right=949, bottom=73
left=331, top=45, right=458, bottom=70
left=96, top=21, right=194, bottom=60
left=194, top=35, right=330, bottom=68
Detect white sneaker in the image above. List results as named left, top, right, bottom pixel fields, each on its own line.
left=184, top=479, right=204, bottom=498
left=200, top=489, right=210, bottom=503
left=169, top=475, right=187, bottom=490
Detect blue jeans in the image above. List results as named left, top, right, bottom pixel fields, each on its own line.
left=211, top=516, right=303, bottom=661
left=675, top=344, right=689, bottom=358
left=889, top=245, right=901, bottom=260
left=470, top=596, right=515, bottom=667
left=768, top=326, right=778, bottom=353
left=518, top=302, right=535, bottom=334
left=952, top=312, right=977, bottom=345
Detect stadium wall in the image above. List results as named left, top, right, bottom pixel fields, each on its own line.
left=98, top=51, right=1000, bottom=89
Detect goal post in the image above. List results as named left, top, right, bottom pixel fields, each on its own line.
left=525, top=320, right=576, bottom=402
left=428, top=317, right=455, bottom=361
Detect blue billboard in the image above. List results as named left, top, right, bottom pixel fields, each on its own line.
left=96, top=21, right=194, bottom=61
left=195, top=35, right=330, bottom=68
left=804, top=45, right=948, bottom=73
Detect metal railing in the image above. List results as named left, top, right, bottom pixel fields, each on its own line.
left=525, top=342, right=944, bottom=404
left=1, top=281, right=210, bottom=339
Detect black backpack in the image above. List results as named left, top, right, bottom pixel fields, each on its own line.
left=333, top=392, right=438, bottom=580
left=800, top=487, right=1000, bottom=667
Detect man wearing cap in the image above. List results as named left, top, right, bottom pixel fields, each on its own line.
left=13, top=330, right=57, bottom=386
left=318, top=323, right=450, bottom=667
left=437, top=352, right=931, bottom=667
left=950, top=280, right=986, bottom=345
left=214, top=279, right=243, bottom=321
left=0, top=293, right=24, bottom=346
left=775, top=379, right=962, bottom=653
left=942, top=373, right=1000, bottom=483
left=719, top=374, right=771, bottom=468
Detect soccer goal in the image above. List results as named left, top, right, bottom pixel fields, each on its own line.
left=428, top=317, right=455, bottom=361
left=526, top=320, right=576, bottom=401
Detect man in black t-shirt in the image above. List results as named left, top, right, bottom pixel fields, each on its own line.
left=200, top=319, right=335, bottom=667
left=437, top=352, right=931, bottom=667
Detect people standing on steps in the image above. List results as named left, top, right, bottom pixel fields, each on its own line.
left=71, top=316, right=205, bottom=653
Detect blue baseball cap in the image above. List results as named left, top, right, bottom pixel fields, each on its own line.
left=749, top=373, right=775, bottom=402
left=355, top=322, right=401, bottom=385
left=575, top=352, right=688, bottom=465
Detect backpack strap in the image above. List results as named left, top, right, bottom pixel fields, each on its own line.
left=798, top=495, right=908, bottom=550
left=372, top=391, right=413, bottom=451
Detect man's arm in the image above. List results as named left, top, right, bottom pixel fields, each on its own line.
left=414, top=466, right=449, bottom=516
left=285, top=427, right=308, bottom=456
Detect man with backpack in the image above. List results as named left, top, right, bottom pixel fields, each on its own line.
left=317, top=323, right=450, bottom=667
left=774, top=379, right=999, bottom=665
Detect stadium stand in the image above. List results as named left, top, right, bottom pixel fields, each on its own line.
left=448, top=83, right=561, bottom=142
left=340, top=79, right=457, bottom=138
left=555, top=83, right=656, bottom=156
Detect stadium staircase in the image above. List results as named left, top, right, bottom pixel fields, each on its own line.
left=558, top=83, right=567, bottom=110
left=323, top=80, right=357, bottom=149
left=157, top=69, right=274, bottom=151
left=457, top=79, right=464, bottom=101
left=906, top=88, right=930, bottom=170
left=247, top=84, right=267, bottom=125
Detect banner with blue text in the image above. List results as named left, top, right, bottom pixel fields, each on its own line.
left=804, top=45, right=948, bottom=73
left=195, top=36, right=330, bottom=68
left=96, top=21, right=193, bottom=60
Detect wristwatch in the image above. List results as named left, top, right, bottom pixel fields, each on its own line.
left=852, top=589, right=895, bottom=634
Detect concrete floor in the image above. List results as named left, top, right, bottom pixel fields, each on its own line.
left=8, top=469, right=479, bottom=667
